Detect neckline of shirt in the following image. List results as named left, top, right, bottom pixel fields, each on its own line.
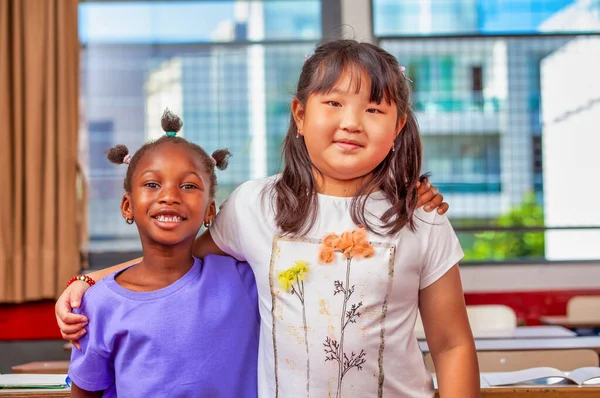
left=316, top=190, right=387, bottom=202
left=105, top=257, right=202, bottom=301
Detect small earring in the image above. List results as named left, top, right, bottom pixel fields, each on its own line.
left=125, top=217, right=134, bottom=225
left=391, top=145, right=395, bottom=152
left=204, top=220, right=212, bottom=228
left=297, top=129, right=302, bottom=138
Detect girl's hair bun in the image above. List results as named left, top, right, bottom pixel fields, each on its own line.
left=161, top=108, right=183, bottom=135
left=105, top=144, right=130, bottom=165
left=211, top=149, right=231, bottom=171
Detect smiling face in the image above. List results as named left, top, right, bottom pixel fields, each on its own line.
left=293, top=68, right=406, bottom=188
left=120, top=141, right=215, bottom=247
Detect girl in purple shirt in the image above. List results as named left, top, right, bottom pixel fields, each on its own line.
left=68, top=110, right=259, bottom=398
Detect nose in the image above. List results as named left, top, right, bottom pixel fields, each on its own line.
left=159, top=183, right=182, bottom=205
left=339, top=106, right=362, bottom=133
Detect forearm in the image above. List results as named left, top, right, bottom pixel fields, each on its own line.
left=71, top=383, right=103, bottom=398
left=87, top=257, right=141, bottom=281
left=192, top=230, right=226, bottom=258
left=433, top=343, right=480, bottom=398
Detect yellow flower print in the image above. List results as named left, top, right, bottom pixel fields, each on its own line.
left=277, top=260, right=310, bottom=292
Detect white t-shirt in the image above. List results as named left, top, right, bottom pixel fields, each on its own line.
left=210, top=176, right=464, bottom=398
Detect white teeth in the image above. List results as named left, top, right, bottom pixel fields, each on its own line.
left=156, top=215, right=182, bottom=222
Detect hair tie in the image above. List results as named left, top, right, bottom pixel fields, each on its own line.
left=166, top=131, right=177, bottom=137
left=123, top=154, right=131, bottom=164
left=400, top=65, right=412, bottom=82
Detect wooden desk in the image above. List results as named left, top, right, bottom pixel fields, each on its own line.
left=432, top=373, right=600, bottom=397
left=420, top=336, right=600, bottom=354
left=540, top=316, right=600, bottom=329
left=11, top=361, right=69, bottom=375
left=417, top=325, right=576, bottom=340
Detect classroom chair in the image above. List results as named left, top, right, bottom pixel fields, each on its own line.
left=567, top=296, right=600, bottom=323
left=415, top=304, right=517, bottom=339
left=424, top=349, right=599, bottom=373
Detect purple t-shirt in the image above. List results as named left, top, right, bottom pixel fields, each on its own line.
left=68, top=255, right=259, bottom=397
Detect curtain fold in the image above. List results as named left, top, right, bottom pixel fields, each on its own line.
left=0, top=0, right=83, bottom=302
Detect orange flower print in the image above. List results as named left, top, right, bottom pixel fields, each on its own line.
left=318, top=247, right=336, bottom=264
left=322, top=233, right=340, bottom=249
left=318, top=227, right=374, bottom=263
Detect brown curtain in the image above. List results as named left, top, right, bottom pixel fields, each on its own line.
left=0, top=0, right=84, bottom=302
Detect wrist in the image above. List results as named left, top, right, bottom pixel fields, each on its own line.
left=67, top=274, right=96, bottom=288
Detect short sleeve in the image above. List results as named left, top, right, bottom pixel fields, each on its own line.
left=210, top=182, right=252, bottom=261
left=68, top=306, right=114, bottom=392
left=419, top=212, right=464, bottom=289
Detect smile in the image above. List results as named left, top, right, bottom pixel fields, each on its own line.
left=154, top=215, right=183, bottom=223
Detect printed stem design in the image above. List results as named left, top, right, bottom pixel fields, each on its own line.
left=277, top=261, right=311, bottom=397
left=319, top=229, right=374, bottom=398
left=291, top=277, right=310, bottom=397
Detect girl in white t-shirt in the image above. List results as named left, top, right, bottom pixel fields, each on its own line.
left=57, top=40, right=478, bottom=397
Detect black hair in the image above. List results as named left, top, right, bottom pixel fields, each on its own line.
left=106, top=109, right=231, bottom=199
left=273, top=39, right=422, bottom=236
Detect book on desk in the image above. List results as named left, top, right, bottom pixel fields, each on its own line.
left=484, top=367, right=600, bottom=386
left=0, top=374, right=68, bottom=389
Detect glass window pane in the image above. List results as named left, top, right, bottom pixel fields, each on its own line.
left=80, top=1, right=321, bottom=44
left=373, top=0, right=600, bottom=36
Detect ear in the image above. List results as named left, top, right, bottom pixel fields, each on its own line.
left=204, top=200, right=217, bottom=223
left=120, top=194, right=133, bottom=220
left=291, top=97, right=305, bottom=135
left=395, top=113, right=408, bottom=139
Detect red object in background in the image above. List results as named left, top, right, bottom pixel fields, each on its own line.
left=464, top=289, right=600, bottom=325
left=0, top=300, right=62, bottom=340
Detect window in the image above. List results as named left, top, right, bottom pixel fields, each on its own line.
left=80, top=1, right=321, bottom=252
left=373, top=0, right=600, bottom=36
left=378, top=9, right=600, bottom=262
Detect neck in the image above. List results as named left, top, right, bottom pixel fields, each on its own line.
left=313, top=170, right=373, bottom=197
left=137, top=238, right=195, bottom=284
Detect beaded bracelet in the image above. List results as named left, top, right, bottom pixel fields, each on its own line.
left=67, top=274, right=96, bottom=288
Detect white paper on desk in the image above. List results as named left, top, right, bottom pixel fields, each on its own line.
left=484, top=367, right=600, bottom=386
left=0, top=373, right=68, bottom=388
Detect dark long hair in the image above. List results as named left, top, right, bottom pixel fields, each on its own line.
left=273, top=39, right=422, bottom=236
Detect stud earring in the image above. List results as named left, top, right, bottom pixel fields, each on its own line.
left=391, top=145, right=395, bottom=152
left=125, top=217, right=134, bottom=225
left=204, top=220, right=212, bottom=228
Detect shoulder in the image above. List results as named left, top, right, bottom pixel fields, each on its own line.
left=202, top=255, right=253, bottom=278
left=200, top=255, right=257, bottom=307
left=413, top=207, right=452, bottom=230
left=395, top=208, right=455, bottom=247
left=232, top=175, right=277, bottom=199
left=223, top=175, right=278, bottom=216
left=74, top=279, right=116, bottom=317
